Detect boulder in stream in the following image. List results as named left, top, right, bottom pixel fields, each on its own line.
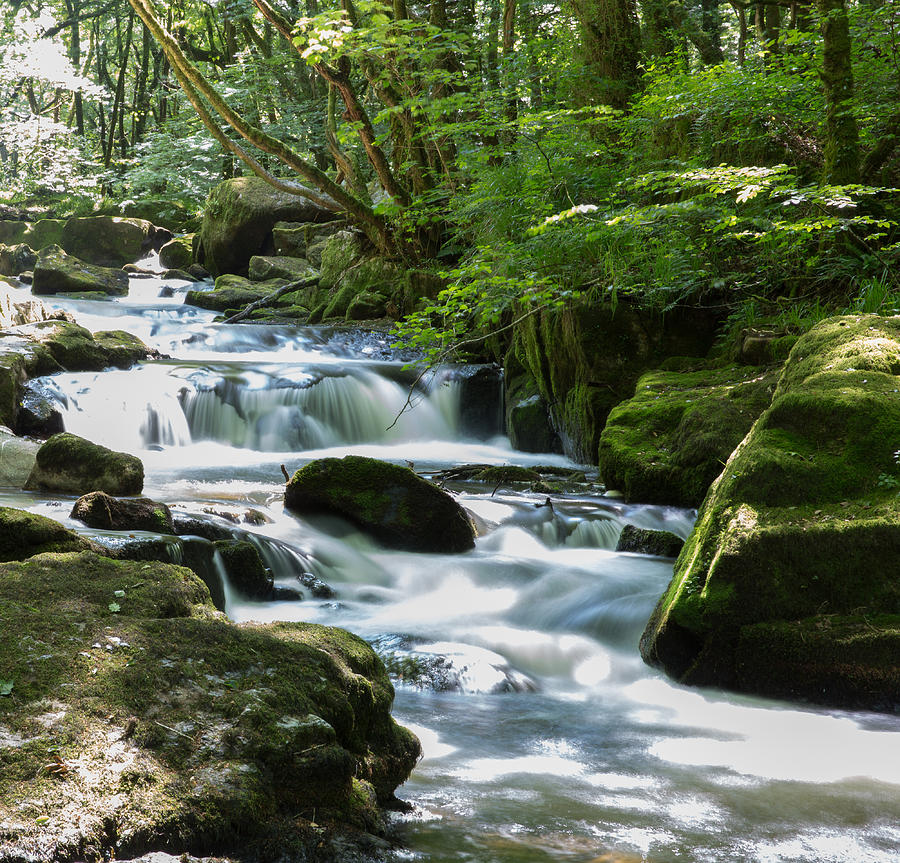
left=641, top=315, right=900, bottom=712
left=71, top=491, right=175, bottom=534
left=158, top=235, right=194, bottom=270
left=32, top=245, right=129, bottom=296
left=0, top=543, right=421, bottom=860
left=61, top=215, right=153, bottom=267
left=0, top=505, right=98, bottom=561
left=24, top=432, right=144, bottom=496
left=285, top=455, right=476, bottom=553
left=615, top=524, right=684, bottom=557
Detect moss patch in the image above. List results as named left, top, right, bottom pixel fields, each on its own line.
left=598, top=363, right=779, bottom=507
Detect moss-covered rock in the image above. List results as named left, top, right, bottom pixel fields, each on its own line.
left=615, top=525, right=684, bottom=557
left=91, top=329, right=153, bottom=368
left=273, top=220, right=344, bottom=266
left=0, top=548, right=420, bottom=860
left=24, top=433, right=144, bottom=496
left=198, top=178, right=337, bottom=277
left=598, top=363, right=779, bottom=507
left=61, top=216, right=153, bottom=267
left=121, top=198, right=200, bottom=233
left=285, top=455, right=475, bottom=553
left=640, top=315, right=900, bottom=712
left=185, top=275, right=285, bottom=312
left=509, top=299, right=721, bottom=463
left=158, top=236, right=194, bottom=270
left=346, top=290, right=387, bottom=321
left=11, top=321, right=151, bottom=372
left=248, top=255, right=317, bottom=283
left=0, top=506, right=97, bottom=561
left=32, top=245, right=129, bottom=296
left=71, top=492, right=175, bottom=534
left=0, top=243, right=36, bottom=277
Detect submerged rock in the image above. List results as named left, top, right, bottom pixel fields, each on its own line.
left=598, top=362, right=778, bottom=507
left=285, top=455, right=476, bottom=553
left=640, top=315, right=900, bottom=712
left=71, top=492, right=175, bottom=534
left=615, top=525, right=684, bottom=557
left=24, top=432, right=144, bottom=496
left=0, top=545, right=420, bottom=860
left=31, top=245, right=129, bottom=296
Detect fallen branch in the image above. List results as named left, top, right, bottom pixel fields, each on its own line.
left=222, top=275, right=319, bottom=324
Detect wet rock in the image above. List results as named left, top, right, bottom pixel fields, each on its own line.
left=91, top=329, right=154, bottom=368
left=0, top=505, right=97, bottom=561
left=24, top=432, right=144, bottom=496
left=32, top=245, right=129, bottom=296
left=641, top=315, right=900, bottom=712
left=0, top=334, right=61, bottom=427
left=454, top=364, right=504, bottom=439
left=214, top=540, right=274, bottom=598
left=0, top=547, right=420, bottom=860
left=187, top=263, right=210, bottom=280
left=615, top=525, right=684, bottom=557
left=0, top=242, right=36, bottom=276
left=14, top=379, right=65, bottom=437
left=61, top=215, right=153, bottom=266
left=0, top=427, right=39, bottom=486
left=346, top=290, right=387, bottom=321
left=198, top=177, right=337, bottom=277
left=158, top=236, right=193, bottom=270
left=298, top=571, right=336, bottom=599
left=161, top=268, right=198, bottom=281
left=172, top=512, right=238, bottom=542
left=71, top=492, right=176, bottom=534
left=598, top=362, right=778, bottom=508
left=273, top=220, right=344, bottom=265
left=285, top=455, right=476, bottom=553
left=185, top=275, right=284, bottom=312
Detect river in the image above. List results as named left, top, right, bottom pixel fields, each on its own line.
left=5, top=265, right=900, bottom=862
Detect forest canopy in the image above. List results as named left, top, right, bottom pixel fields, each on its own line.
left=2, top=0, right=899, bottom=354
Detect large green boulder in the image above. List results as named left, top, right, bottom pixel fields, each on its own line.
left=507, top=298, right=721, bottom=463
left=285, top=455, right=476, bottom=553
left=640, top=315, right=900, bottom=711
left=0, top=505, right=97, bottom=560
left=61, top=215, right=152, bottom=267
left=32, top=245, right=129, bottom=296
left=11, top=321, right=151, bottom=371
left=598, top=363, right=778, bottom=507
left=158, top=235, right=194, bottom=270
left=199, top=177, right=336, bottom=277
left=0, top=546, right=420, bottom=860
left=24, top=432, right=144, bottom=495
left=70, top=491, right=175, bottom=534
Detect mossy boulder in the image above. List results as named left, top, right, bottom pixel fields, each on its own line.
left=10, top=321, right=151, bottom=372
left=285, top=455, right=476, bottom=553
left=199, top=177, right=337, bottom=277
left=273, top=220, right=344, bottom=265
left=0, top=548, right=420, bottom=860
left=24, top=433, right=144, bottom=496
left=71, top=492, right=175, bottom=534
left=615, top=525, right=684, bottom=557
left=598, top=363, right=779, bottom=507
left=32, top=245, right=129, bottom=296
left=158, top=236, right=194, bottom=270
left=121, top=198, right=200, bottom=233
left=185, top=275, right=285, bottom=312
left=0, top=243, right=36, bottom=277
left=60, top=216, right=153, bottom=267
left=248, top=254, right=317, bottom=283
left=0, top=506, right=97, bottom=561
left=640, top=315, right=900, bottom=711
left=508, top=298, right=721, bottom=463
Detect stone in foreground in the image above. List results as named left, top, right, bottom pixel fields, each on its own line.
left=24, top=432, right=144, bottom=495
left=640, top=315, right=900, bottom=712
left=71, top=491, right=175, bottom=534
left=0, top=546, right=420, bottom=861
left=285, top=455, right=476, bottom=553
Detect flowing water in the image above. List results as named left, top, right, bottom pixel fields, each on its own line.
left=4, top=266, right=900, bottom=862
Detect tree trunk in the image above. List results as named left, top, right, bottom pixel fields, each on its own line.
left=816, top=0, right=859, bottom=183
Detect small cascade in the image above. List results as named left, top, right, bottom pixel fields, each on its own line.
left=181, top=366, right=461, bottom=450
left=565, top=517, right=622, bottom=549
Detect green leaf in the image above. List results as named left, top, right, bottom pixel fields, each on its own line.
left=108, top=602, right=121, bottom=613
left=0, top=680, right=13, bottom=696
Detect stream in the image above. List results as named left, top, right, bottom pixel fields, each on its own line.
left=4, top=264, right=900, bottom=862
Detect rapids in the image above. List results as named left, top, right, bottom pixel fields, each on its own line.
left=4, top=266, right=899, bottom=862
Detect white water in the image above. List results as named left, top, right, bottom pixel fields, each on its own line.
left=6, top=267, right=900, bottom=862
